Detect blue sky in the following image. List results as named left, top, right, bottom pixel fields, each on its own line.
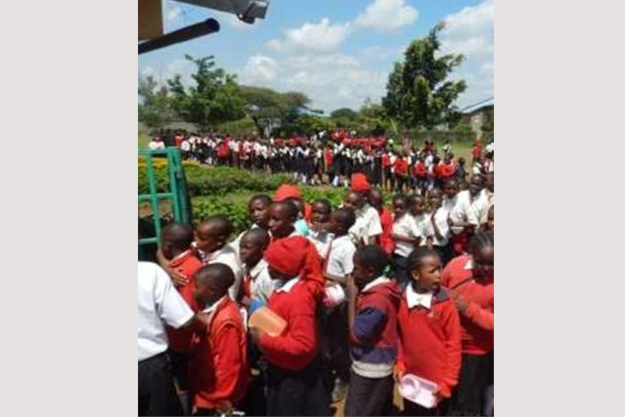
left=139, top=0, right=494, bottom=113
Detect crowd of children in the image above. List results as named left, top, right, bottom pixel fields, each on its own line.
left=148, top=130, right=494, bottom=192
left=138, top=164, right=495, bottom=416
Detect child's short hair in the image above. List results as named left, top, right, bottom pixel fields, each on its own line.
left=250, top=194, right=272, bottom=207
left=196, top=263, right=235, bottom=295
left=407, top=247, right=440, bottom=273
left=201, top=215, right=234, bottom=238
left=313, top=199, right=332, bottom=213
left=161, top=222, right=194, bottom=250
left=354, top=245, right=388, bottom=276
left=272, top=201, right=299, bottom=221
left=242, top=228, right=270, bottom=248
left=332, top=207, right=356, bottom=229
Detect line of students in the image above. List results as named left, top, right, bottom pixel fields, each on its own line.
left=138, top=173, right=494, bottom=417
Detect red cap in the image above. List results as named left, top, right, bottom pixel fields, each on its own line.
left=351, top=173, right=371, bottom=192
left=275, top=184, right=302, bottom=202
left=264, top=237, right=310, bottom=277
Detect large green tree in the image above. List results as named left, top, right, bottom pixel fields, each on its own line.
left=167, top=55, right=246, bottom=131
left=383, top=23, right=466, bottom=130
left=239, top=86, right=312, bottom=136
left=138, top=75, right=175, bottom=129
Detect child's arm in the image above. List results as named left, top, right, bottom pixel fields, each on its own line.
left=430, top=210, right=445, bottom=242
left=450, top=290, right=494, bottom=331
left=392, top=233, right=420, bottom=246
left=156, top=249, right=189, bottom=287
left=212, top=323, right=246, bottom=409
left=437, top=302, right=463, bottom=399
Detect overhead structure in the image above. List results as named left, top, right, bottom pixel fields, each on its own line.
left=138, top=0, right=269, bottom=52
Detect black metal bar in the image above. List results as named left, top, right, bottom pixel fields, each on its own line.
left=138, top=18, right=220, bottom=55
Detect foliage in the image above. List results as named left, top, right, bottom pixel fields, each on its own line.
left=167, top=55, right=247, bottom=131
left=138, top=164, right=296, bottom=197
left=358, top=101, right=390, bottom=136
left=382, top=23, right=467, bottom=131
left=138, top=76, right=176, bottom=129
left=452, top=123, right=474, bottom=133
left=330, top=108, right=359, bottom=121
left=193, top=197, right=251, bottom=233
left=239, top=85, right=312, bottom=137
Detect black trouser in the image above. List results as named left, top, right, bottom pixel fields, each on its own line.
left=322, top=303, right=351, bottom=386
left=266, top=357, right=330, bottom=416
left=403, top=398, right=449, bottom=416
left=139, top=352, right=183, bottom=416
left=447, top=352, right=493, bottom=416
left=344, top=372, right=394, bottom=416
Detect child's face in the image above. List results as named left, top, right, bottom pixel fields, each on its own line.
left=249, top=200, right=270, bottom=228
left=328, top=213, right=346, bottom=235
left=194, top=279, right=218, bottom=307
left=239, top=237, right=264, bottom=267
left=268, top=205, right=295, bottom=238
left=473, top=247, right=494, bottom=281
left=411, top=198, right=424, bottom=216
left=443, top=183, right=458, bottom=199
left=411, top=255, right=442, bottom=293
left=352, top=258, right=376, bottom=288
left=311, top=203, right=331, bottom=225
left=429, top=192, right=442, bottom=211
left=469, top=178, right=483, bottom=197
left=369, top=193, right=383, bottom=210
left=343, top=194, right=361, bottom=211
left=393, top=199, right=407, bottom=218
left=194, top=226, right=222, bottom=254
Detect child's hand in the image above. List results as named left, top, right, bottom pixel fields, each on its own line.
left=249, top=327, right=265, bottom=345
left=449, top=290, right=469, bottom=313
left=171, top=269, right=190, bottom=287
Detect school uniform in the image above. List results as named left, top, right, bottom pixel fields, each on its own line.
left=322, top=234, right=357, bottom=395
left=441, top=256, right=494, bottom=416
left=257, top=277, right=330, bottom=416
left=397, top=285, right=462, bottom=416
left=138, top=262, right=194, bottom=416
left=425, top=208, right=453, bottom=266
left=349, top=203, right=383, bottom=246
left=392, top=213, right=422, bottom=285
left=377, top=207, right=395, bottom=256
left=307, top=229, right=333, bottom=261
left=345, top=277, right=401, bottom=416
left=189, top=296, right=250, bottom=414
left=240, top=259, right=276, bottom=310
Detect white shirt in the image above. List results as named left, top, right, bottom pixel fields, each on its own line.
left=470, top=189, right=492, bottom=226
left=308, top=230, right=333, bottom=260
left=138, top=262, right=194, bottom=361
left=198, top=245, right=244, bottom=301
left=449, top=190, right=480, bottom=227
left=363, top=276, right=391, bottom=292
left=325, top=235, right=357, bottom=284
left=181, top=140, right=191, bottom=151
left=148, top=140, right=165, bottom=151
left=244, top=259, right=276, bottom=305
left=392, top=213, right=422, bottom=257
left=425, top=207, right=451, bottom=247
left=413, top=214, right=432, bottom=247
left=405, top=284, right=434, bottom=309
left=349, top=203, right=383, bottom=245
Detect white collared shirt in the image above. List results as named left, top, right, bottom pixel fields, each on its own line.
left=244, top=259, right=276, bottom=305
left=424, top=208, right=451, bottom=247
left=325, top=235, right=357, bottom=284
left=362, top=275, right=391, bottom=292
left=201, top=295, right=228, bottom=314
left=308, top=230, right=333, bottom=260
left=392, top=213, right=422, bottom=257
left=275, top=276, right=301, bottom=293
left=138, top=262, right=194, bottom=361
left=198, top=245, right=244, bottom=301
left=349, top=203, right=383, bottom=245
left=405, top=283, right=434, bottom=309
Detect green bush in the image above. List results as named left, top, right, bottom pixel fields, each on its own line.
left=139, top=165, right=296, bottom=197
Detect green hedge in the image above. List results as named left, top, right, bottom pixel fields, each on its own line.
left=139, top=165, right=296, bottom=197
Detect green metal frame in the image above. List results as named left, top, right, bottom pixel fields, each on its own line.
left=138, top=148, right=192, bottom=253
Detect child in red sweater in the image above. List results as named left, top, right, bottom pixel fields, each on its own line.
left=345, top=245, right=401, bottom=416
left=441, top=232, right=494, bottom=416
left=250, top=237, right=330, bottom=416
left=189, top=263, right=250, bottom=416
left=369, top=189, right=395, bottom=256
left=156, top=222, right=203, bottom=413
left=396, top=247, right=462, bottom=416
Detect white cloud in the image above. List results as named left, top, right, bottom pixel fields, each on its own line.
left=267, top=18, right=352, bottom=52
left=439, top=0, right=494, bottom=109
left=354, top=0, right=419, bottom=32
left=166, top=3, right=181, bottom=22
left=241, top=55, right=280, bottom=82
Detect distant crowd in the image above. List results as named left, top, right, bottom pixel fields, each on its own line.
left=148, top=130, right=494, bottom=193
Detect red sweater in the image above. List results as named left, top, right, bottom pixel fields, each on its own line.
left=394, top=158, right=409, bottom=176
left=258, top=279, right=318, bottom=371
left=166, top=250, right=202, bottom=353
left=396, top=287, right=462, bottom=398
left=440, top=255, right=494, bottom=355
left=439, top=162, right=457, bottom=180
left=377, top=207, right=395, bottom=255
left=413, top=161, right=427, bottom=179
left=189, top=297, right=250, bottom=410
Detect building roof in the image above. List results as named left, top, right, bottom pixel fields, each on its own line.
left=462, top=97, right=494, bottom=115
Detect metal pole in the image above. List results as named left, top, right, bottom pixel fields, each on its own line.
left=139, top=18, right=220, bottom=55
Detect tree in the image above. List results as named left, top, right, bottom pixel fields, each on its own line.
left=167, top=55, right=246, bottom=131
left=382, top=23, right=467, bottom=131
left=330, top=108, right=359, bottom=120
left=239, top=86, right=312, bottom=137
left=138, top=76, right=175, bottom=129
left=359, top=101, right=390, bottom=136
